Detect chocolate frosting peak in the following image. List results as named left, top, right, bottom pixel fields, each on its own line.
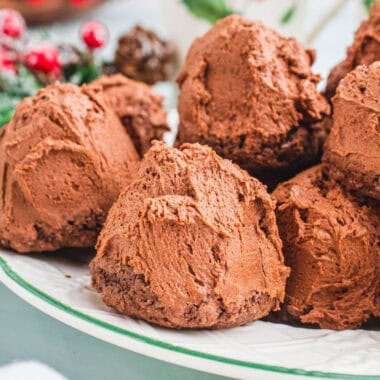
left=91, top=141, right=289, bottom=329
left=177, top=15, right=329, bottom=183
left=323, top=62, right=380, bottom=200
left=0, top=82, right=139, bottom=252
left=272, top=165, right=379, bottom=330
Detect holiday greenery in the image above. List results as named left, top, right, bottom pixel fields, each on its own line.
left=182, top=0, right=377, bottom=25
left=364, top=0, right=377, bottom=11
left=0, top=9, right=108, bottom=127
left=180, top=0, right=235, bottom=24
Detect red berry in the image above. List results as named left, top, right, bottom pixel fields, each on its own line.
left=24, top=44, right=61, bottom=76
left=70, top=0, right=89, bottom=5
left=81, top=21, right=108, bottom=49
left=0, top=9, right=25, bottom=38
left=0, top=48, right=17, bottom=73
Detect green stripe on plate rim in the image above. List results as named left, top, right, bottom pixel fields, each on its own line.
left=0, top=255, right=378, bottom=380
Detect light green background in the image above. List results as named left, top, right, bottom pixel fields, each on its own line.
left=0, top=284, right=230, bottom=380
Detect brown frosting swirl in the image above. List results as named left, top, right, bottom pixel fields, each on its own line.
left=323, top=62, right=380, bottom=200
left=176, top=15, right=329, bottom=184
left=91, top=74, right=169, bottom=157
left=0, top=82, right=139, bottom=252
left=91, top=141, right=289, bottom=329
left=272, top=165, right=379, bottom=330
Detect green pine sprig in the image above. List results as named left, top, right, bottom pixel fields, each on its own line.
left=181, top=0, right=235, bottom=24
left=63, top=62, right=101, bottom=85
left=0, top=66, right=41, bottom=127
left=281, top=4, right=297, bottom=24
left=363, top=0, right=376, bottom=12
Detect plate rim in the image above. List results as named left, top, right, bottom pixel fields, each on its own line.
left=0, top=255, right=378, bottom=380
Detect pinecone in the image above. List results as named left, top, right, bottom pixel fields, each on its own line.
left=115, top=25, right=177, bottom=84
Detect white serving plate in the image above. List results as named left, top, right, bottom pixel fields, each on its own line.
left=0, top=249, right=379, bottom=380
